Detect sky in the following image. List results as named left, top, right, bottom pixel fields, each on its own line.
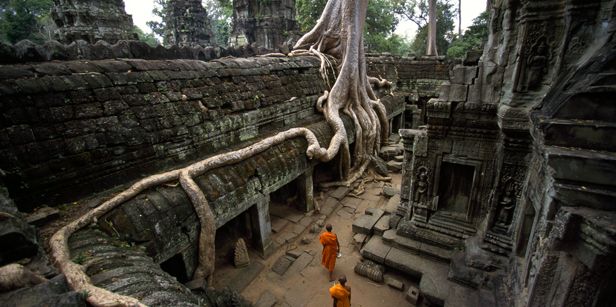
left=124, top=0, right=487, bottom=41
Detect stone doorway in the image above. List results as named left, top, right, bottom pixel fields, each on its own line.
left=437, top=162, right=475, bottom=221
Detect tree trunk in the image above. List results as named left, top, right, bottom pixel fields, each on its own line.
left=427, top=0, right=438, bottom=56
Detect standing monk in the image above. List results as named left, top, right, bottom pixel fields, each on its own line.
left=319, top=224, right=340, bottom=281
left=329, top=275, right=351, bottom=307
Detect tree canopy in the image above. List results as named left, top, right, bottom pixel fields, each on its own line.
left=394, top=0, right=456, bottom=56
left=446, top=10, right=488, bottom=58
left=297, top=0, right=412, bottom=55
left=0, top=0, right=53, bottom=43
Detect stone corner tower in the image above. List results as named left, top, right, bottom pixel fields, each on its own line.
left=163, top=0, right=214, bottom=47
left=51, top=0, right=136, bottom=44
left=230, top=0, right=300, bottom=49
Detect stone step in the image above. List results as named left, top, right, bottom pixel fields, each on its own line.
left=546, top=146, right=616, bottom=189
left=352, top=209, right=385, bottom=235
left=540, top=118, right=616, bottom=151
left=360, top=236, right=481, bottom=306
left=428, top=214, right=477, bottom=236
left=552, top=91, right=616, bottom=123
left=552, top=182, right=616, bottom=211
left=382, top=229, right=453, bottom=263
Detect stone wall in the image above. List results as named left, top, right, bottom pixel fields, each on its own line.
left=0, top=56, right=327, bottom=210
left=0, top=53, right=444, bottom=211
left=395, top=0, right=616, bottom=306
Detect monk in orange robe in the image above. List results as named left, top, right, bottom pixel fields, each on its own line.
left=329, top=275, right=351, bottom=307
left=319, top=224, right=340, bottom=281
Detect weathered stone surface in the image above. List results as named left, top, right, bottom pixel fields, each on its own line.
left=234, top=238, right=250, bottom=268
left=330, top=186, right=350, bottom=200
left=354, top=260, right=384, bottom=283
left=25, top=206, right=59, bottom=226
left=285, top=249, right=302, bottom=259
left=374, top=215, right=391, bottom=236
left=405, top=285, right=419, bottom=305
left=352, top=209, right=385, bottom=235
left=255, top=290, right=277, bottom=307
left=0, top=275, right=86, bottom=307
left=360, top=236, right=391, bottom=264
left=283, top=252, right=313, bottom=277
left=382, top=185, right=399, bottom=197
left=51, top=0, right=135, bottom=44
left=385, top=275, right=405, bottom=291
left=353, top=233, right=367, bottom=246
left=386, top=160, right=403, bottom=172
left=271, top=255, right=294, bottom=275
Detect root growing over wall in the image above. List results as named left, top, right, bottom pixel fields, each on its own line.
left=49, top=0, right=390, bottom=305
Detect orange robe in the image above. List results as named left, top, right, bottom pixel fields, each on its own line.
left=329, top=283, right=351, bottom=307
left=319, top=231, right=337, bottom=272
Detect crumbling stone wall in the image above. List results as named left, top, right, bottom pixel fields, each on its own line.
left=0, top=56, right=327, bottom=210
left=396, top=0, right=616, bottom=306
left=0, top=54, right=442, bottom=211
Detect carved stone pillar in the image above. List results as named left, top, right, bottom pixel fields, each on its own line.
left=297, top=165, right=314, bottom=212
left=249, top=194, right=273, bottom=258
left=393, top=128, right=428, bottom=228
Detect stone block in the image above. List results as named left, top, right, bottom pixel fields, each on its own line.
left=270, top=216, right=289, bottom=233
left=438, top=82, right=450, bottom=101
left=449, top=84, right=469, bottom=102
left=385, top=275, right=405, bottom=291
left=25, top=206, right=59, bottom=226
left=451, top=65, right=477, bottom=85
left=360, top=236, right=391, bottom=264
left=353, top=233, right=367, bottom=246
left=382, top=186, right=399, bottom=197
left=284, top=252, right=313, bottom=277
left=285, top=249, right=302, bottom=259
left=271, top=255, right=294, bottom=275
left=405, top=285, right=420, bottom=305
left=387, top=160, right=403, bottom=172
left=352, top=209, right=384, bottom=235
left=374, top=215, right=391, bottom=236
left=384, top=194, right=400, bottom=214
left=330, top=186, right=350, bottom=200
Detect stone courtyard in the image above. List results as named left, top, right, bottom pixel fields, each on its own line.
left=1, top=0, right=615, bottom=307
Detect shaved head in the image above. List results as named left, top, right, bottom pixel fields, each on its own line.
left=326, top=224, right=333, bottom=231
left=338, top=275, right=347, bottom=285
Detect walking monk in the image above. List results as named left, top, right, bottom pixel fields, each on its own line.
left=319, top=224, right=340, bottom=281
left=329, top=275, right=351, bottom=307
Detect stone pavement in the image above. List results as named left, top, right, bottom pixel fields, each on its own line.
left=241, top=174, right=412, bottom=307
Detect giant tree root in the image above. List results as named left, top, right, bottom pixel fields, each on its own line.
left=50, top=128, right=326, bottom=307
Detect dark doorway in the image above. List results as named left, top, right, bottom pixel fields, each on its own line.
left=437, top=162, right=475, bottom=219
left=160, top=253, right=189, bottom=283
left=516, top=203, right=536, bottom=257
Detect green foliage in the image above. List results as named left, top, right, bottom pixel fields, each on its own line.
left=296, top=0, right=327, bottom=32
left=405, top=0, right=456, bottom=56
left=147, top=0, right=168, bottom=40
left=446, top=11, right=488, bottom=58
left=296, top=0, right=411, bottom=55
left=204, top=0, right=232, bottom=46
left=133, top=26, right=160, bottom=47
left=0, top=0, right=53, bottom=43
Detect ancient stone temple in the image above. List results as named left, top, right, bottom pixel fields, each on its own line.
left=162, top=0, right=214, bottom=47
left=0, top=0, right=614, bottom=306
left=50, top=0, right=136, bottom=44
left=362, top=0, right=616, bottom=305
left=229, top=0, right=300, bottom=50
